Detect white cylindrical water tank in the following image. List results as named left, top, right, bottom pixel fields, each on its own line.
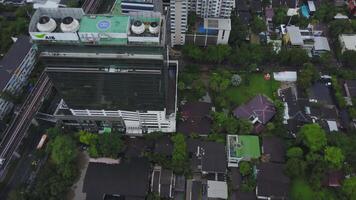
left=148, top=22, right=159, bottom=34
left=60, top=16, right=80, bottom=32
left=131, top=20, right=145, bottom=35
left=37, top=16, right=57, bottom=32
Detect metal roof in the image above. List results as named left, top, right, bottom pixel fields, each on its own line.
left=286, top=25, right=303, bottom=45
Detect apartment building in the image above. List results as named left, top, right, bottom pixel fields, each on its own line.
left=0, top=36, right=37, bottom=119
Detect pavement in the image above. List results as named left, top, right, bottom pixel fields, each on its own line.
left=67, top=151, right=89, bottom=200
left=0, top=128, right=43, bottom=199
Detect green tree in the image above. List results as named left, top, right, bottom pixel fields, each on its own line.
left=51, top=135, right=77, bottom=166
left=314, top=3, right=336, bottom=23
left=98, top=133, right=123, bottom=158
left=298, top=124, right=327, bottom=152
left=286, top=158, right=307, bottom=178
left=342, top=177, right=356, bottom=200
left=298, top=63, right=319, bottom=90
left=47, top=127, right=61, bottom=139
left=324, top=146, right=345, bottom=169
left=290, top=179, right=314, bottom=200
left=342, top=50, right=356, bottom=69
left=273, top=7, right=287, bottom=25
left=171, top=133, right=188, bottom=174
left=239, top=161, right=252, bottom=176
left=237, top=119, right=253, bottom=134
left=229, top=14, right=248, bottom=46
left=251, top=16, right=267, bottom=34
left=79, top=130, right=98, bottom=145
left=206, top=45, right=232, bottom=63
left=287, top=147, right=304, bottom=159
left=225, top=117, right=239, bottom=134
left=182, top=45, right=203, bottom=61
left=209, top=71, right=231, bottom=92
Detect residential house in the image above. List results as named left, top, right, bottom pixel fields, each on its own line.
left=186, top=139, right=228, bottom=200
left=151, top=166, right=174, bottom=199
left=284, top=25, right=330, bottom=56
left=187, top=139, right=227, bottom=176
left=82, top=158, right=150, bottom=200
left=272, top=0, right=297, bottom=8
left=265, top=7, right=274, bottom=32
left=178, top=101, right=213, bottom=135
left=236, top=0, right=252, bottom=25
left=251, top=0, right=262, bottom=14
left=186, top=179, right=228, bottom=200
left=256, top=163, right=290, bottom=200
left=339, top=34, right=356, bottom=53
left=334, top=0, right=345, bottom=6
left=261, top=136, right=286, bottom=163
left=323, top=170, right=344, bottom=187
left=153, top=136, right=173, bottom=158
left=227, top=135, right=261, bottom=167
left=233, top=94, right=276, bottom=133
left=348, top=0, right=356, bottom=16
left=0, top=36, right=37, bottom=119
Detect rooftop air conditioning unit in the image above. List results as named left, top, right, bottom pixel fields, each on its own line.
left=60, top=16, right=80, bottom=33
left=37, top=16, right=57, bottom=32
left=131, top=20, right=145, bottom=35
left=148, top=21, right=159, bottom=34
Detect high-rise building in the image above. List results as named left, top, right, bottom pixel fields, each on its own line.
left=170, top=0, right=234, bottom=46
left=189, top=0, right=234, bottom=18
left=29, top=7, right=177, bottom=135
left=170, top=0, right=188, bottom=46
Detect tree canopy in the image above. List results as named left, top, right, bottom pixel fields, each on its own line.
left=171, top=133, right=188, bottom=174
left=298, top=124, right=327, bottom=152
left=251, top=16, right=267, bottom=34
left=342, top=177, right=356, bottom=200
left=324, top=146, right=345, bottom=169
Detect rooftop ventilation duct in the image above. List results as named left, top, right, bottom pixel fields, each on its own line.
left=60, top=16, right=80, bottom=33
left=148, top=22, right=159, bottom=34
left=131, top=20, right=145, bottom=35
left=37, top=16, right=57, bottom=32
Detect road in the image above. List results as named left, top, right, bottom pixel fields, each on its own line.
left=0, top=73, right=52, bottom=177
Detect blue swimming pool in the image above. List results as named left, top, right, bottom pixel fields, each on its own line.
left=198, top=25, right=218, bottom=35
left=301, top=4, right=310, bottom=18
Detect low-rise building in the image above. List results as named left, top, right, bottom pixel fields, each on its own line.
left=339, top=34, right=356, bottom=53
left=284, top=25, right=330, bottom=56
left=151, top=166, right=174, bottom=199
left=83, top=158, right=150, bottom=200
left=185, top=18, right=231, bottom=46
left=256, top=163, right=290, bottom=200
left=233, top=94, right=276, bottom=133
left=0, top=36, right=37, bottom=119
left=227, top=135, right=261, bottom=167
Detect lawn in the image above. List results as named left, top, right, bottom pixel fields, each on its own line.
left=226, top=73, right=279, bottom=105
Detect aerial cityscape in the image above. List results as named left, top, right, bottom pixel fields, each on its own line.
left=0, top=0, right=355, bottom=199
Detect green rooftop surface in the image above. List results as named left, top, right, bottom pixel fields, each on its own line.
left=236, top=135, right=261, bottom=159
left=79, top=15, right=129, bottom=33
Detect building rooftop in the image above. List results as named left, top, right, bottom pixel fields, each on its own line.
left=82, top=158, right=150, bottom=200
left=233, top=95, right=276, bottom=132
left=204, top=18, right=231, bottom=31
left=178, top=101, right=212, bottom=135
left=339, top=34, right=356, bottom=51
left=187, top=139, right=227, bottom=173
left=314, top=37, right=330, bottom=51
left=262, top=136, right=286, bottom=163
left=79, top=15, right=129, bottom=33
left=257, top=163, right=290, bottom=199
left=286, top=25, right=303, bottom=46
left=0, top=36, right=33, bottom=91
left=228, top=135, right=261, bottom=161
left=207, top=181, right=228, bottom=199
